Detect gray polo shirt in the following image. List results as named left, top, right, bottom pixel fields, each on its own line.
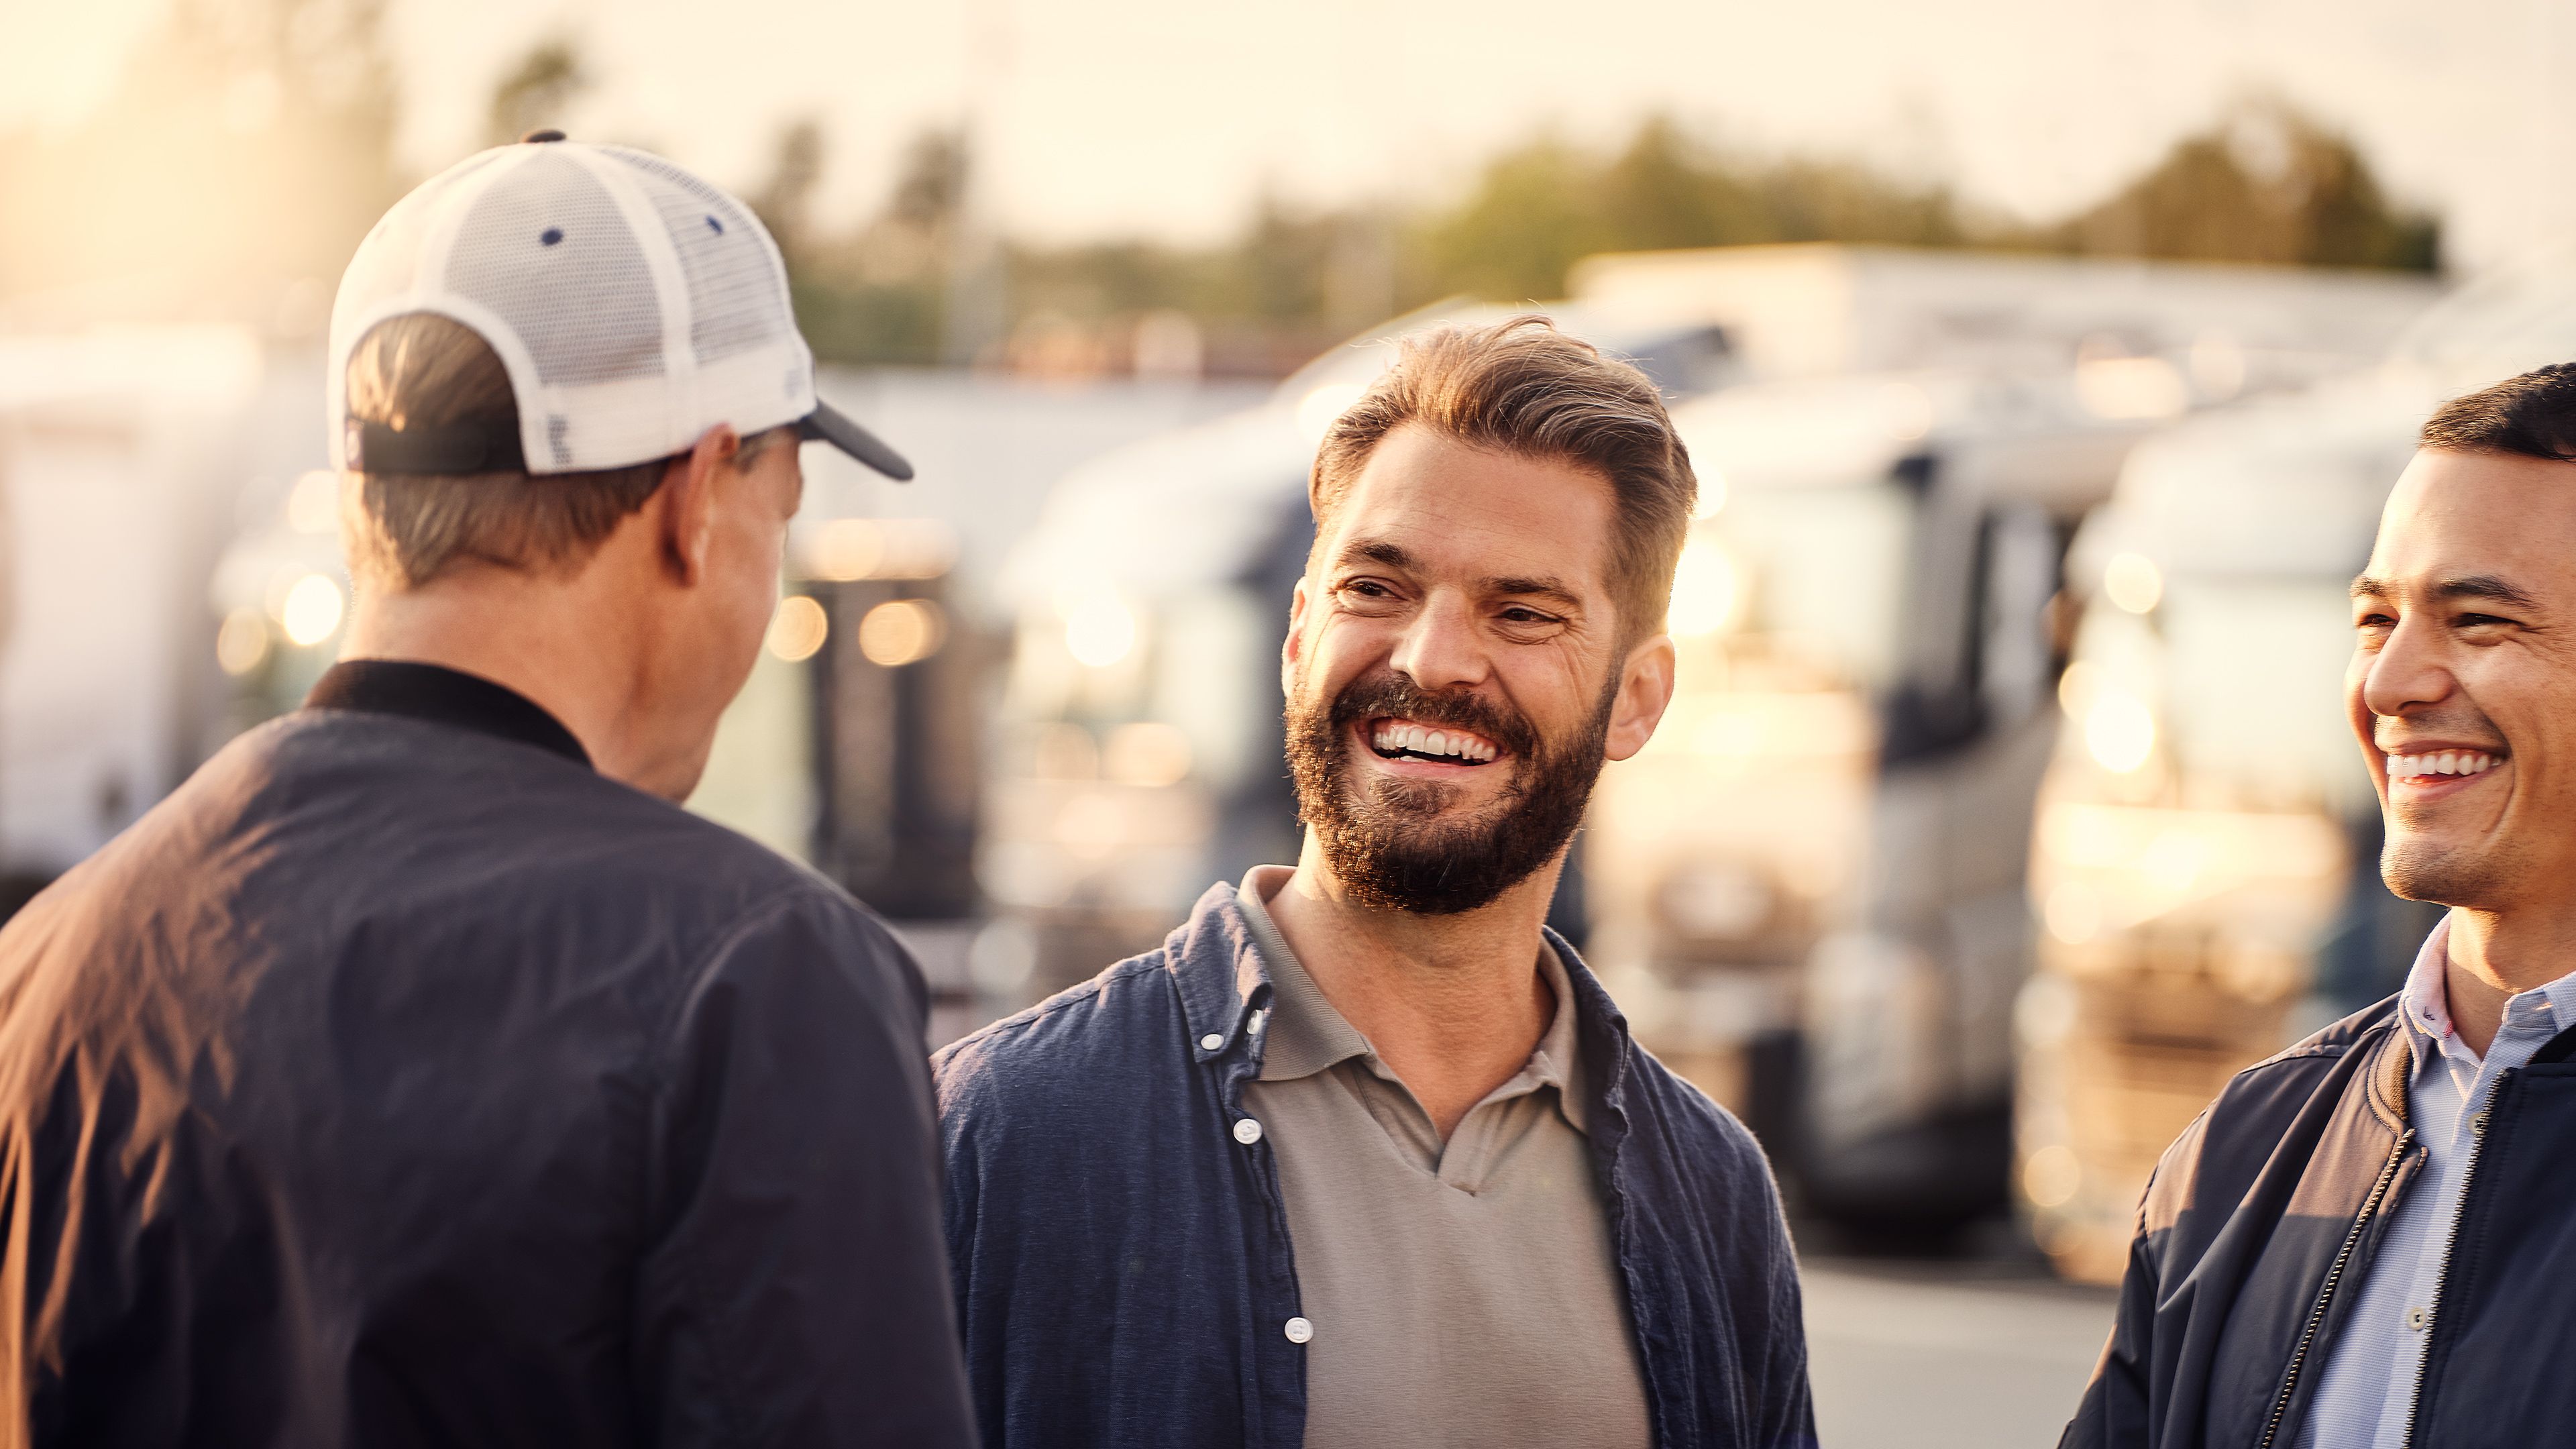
left=1235, top=866, right=1652, bottom=1449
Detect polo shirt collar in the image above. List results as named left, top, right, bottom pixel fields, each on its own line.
left=1234, top=864, right=1588, bottom=1132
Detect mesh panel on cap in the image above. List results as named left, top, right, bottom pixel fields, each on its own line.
left=609, top=148, right=793, bottom=364
left=337, top=152, right=507, bottom=325
left=441, top=152, right=665, bottom=390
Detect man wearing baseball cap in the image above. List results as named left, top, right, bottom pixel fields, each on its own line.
left=0, top=134, right=975, bottom=1446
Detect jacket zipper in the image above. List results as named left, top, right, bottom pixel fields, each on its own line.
left=2255, top=1126, right=2416, bottom=1449
left=2396, top=1076, right=2504, bottom=1449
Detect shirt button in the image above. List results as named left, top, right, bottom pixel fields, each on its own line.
left=1199, top=1033, right=1224, bottom=1051
left=1284, top=1316, right=1313, bottom=1344
left=2472, top=1111, right=2489, bottom=1137
left=1233, top=1117, right=1264, bottom=1145
left=2406, top=1306, right=2429, bottom=1332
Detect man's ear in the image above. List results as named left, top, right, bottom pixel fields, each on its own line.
left=1280, top=577, right=1312, bottom=700
left=657, top=424, right=741, bottom=586
left=1605, top=632, right=1678, bottom=763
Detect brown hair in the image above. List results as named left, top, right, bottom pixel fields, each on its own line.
left=2420, top=363, right=2576, bottom=463
left=1309, top=316, right=1697, bottom=640
left=342, top=314, right=785, bottom=589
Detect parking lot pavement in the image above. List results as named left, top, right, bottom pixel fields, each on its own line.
left=1801, top=1257, right=2114, bottom=1448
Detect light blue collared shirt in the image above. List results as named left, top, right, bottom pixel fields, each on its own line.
left=2299, top=917, right=2576, bottom=1448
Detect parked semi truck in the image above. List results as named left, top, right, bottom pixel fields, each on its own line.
left=0, top=326, right=297, bottom=903
left=2016, top=252, right=2576, bottom=1281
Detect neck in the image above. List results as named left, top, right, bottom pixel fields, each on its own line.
left=2440, top=899, right=2576, bottom=1057
left=339, top=564, right=680, bottom=797
left=1261, top=833, right=1558, bottom=1140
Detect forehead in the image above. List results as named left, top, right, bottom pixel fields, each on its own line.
left=2368, top=448, right=2576, bottom=595
left=1320, top=423, right=1617, bottom=591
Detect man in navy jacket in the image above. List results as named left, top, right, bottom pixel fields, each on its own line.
left=938, top=319, right=1815, bottom=1448
left=2063, top=365, right=2576, bottom=1448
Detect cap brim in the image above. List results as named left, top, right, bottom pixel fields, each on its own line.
left=798, top=400, right=914, bottom=481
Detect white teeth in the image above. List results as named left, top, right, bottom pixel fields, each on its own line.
left=1369, top=719, right=1496, bottom=762
left=2391, top=751, right=2501, bottom=781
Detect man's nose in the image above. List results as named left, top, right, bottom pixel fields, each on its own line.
left=2361, top=612, right=2455, bottom=723
left=1389, top=592, right=1490, bottom=694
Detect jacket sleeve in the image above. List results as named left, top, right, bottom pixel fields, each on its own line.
left=2058, top=1176, right=2163, bottom=1449
left=633, top=890, right=977, bottom=1449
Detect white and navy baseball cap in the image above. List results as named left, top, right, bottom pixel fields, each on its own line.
left=327, top=129, right=910, bottom=480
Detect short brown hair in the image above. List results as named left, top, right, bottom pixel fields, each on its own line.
left=343, top=313, right=788, bottom=588
left=1310, top=317, right=1697, bottom=640
left=2420, top=362, right=2576, bottom=463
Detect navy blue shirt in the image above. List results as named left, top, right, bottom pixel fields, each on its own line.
left=935, top=881, right=1817, bottom=1448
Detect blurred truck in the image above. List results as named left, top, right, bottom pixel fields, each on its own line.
left=1565, top=248, right=2439, bottom=1231
left=0, top=327, right=304, bottom=904
left=1587, top=368, right=2145, bottom=1226
left=2016, top=252, right=2576, bottom=1281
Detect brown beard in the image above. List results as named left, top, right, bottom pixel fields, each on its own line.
left=1284, top=665, right=1618, bottom=915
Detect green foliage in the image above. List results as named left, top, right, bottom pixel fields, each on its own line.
left=2043, top=101, right=2437, bottom=271
left=767, top=99, right=2438, bottom=367
left=1415, top=118, right=1970, bottom=302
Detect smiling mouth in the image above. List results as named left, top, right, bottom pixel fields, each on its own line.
left=2386, top=749, right=2506, bottom=786
left=1365, top=716, right=1502, bottom=766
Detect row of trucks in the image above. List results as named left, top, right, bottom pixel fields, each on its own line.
left=9, top=241, right=2571, bottom=1273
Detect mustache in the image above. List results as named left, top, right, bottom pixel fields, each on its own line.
left=1325, top=673, right=1540, bottom=760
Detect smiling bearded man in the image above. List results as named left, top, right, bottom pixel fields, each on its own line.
left=934, top=318, right=1815, bottom=1449
left=2065, top=363, right=2576, bottom=1449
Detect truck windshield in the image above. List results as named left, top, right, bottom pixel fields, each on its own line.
left=2158, top=576, right=2372, bottom=814
left=1709, top=478, right=1917, bottom=692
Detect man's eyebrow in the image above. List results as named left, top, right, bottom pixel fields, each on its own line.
left=2349, top=572, right=2543, bottom=610
left=1486, top=574, right=1582, bottom=607
left=1335, top=539, right=1415, bottom=570
left=2435, top=574, right=2541, bottom=610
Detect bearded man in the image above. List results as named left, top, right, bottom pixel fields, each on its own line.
left=935, top=319, right=1815, bottom=1449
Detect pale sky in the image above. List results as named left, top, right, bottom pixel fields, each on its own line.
left=7, top=0, right=2576, bottom=270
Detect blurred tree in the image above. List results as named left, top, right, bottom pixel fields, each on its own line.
left=753, top=118, right=827, bottom=266
left=484, top=38, right=589, bottom=149
left=780, top=126, right=969, bottom=366
left=0, top=0, right=402, bottom=329
left=780, top=104, right=2434, bottom=373
left=1413, top=117, right=1970, bottom=302
left=2049, top=100, right=2437, bottom=271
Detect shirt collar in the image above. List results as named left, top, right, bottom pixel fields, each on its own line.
left=305, top=659, right=590, bottom=769
left=2398, top=914, right=2461, bottom=1052
left=1234, top=865, right=1588, bottom=1131
left=2398, top=912, right=2576, bottom=1071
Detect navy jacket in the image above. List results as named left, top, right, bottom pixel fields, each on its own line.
left=2064, top=995, right=2576, bottom=1448
left=935, top=881, right=1815, bottom=1448
left=0, top=665, right=976, bottom=1448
